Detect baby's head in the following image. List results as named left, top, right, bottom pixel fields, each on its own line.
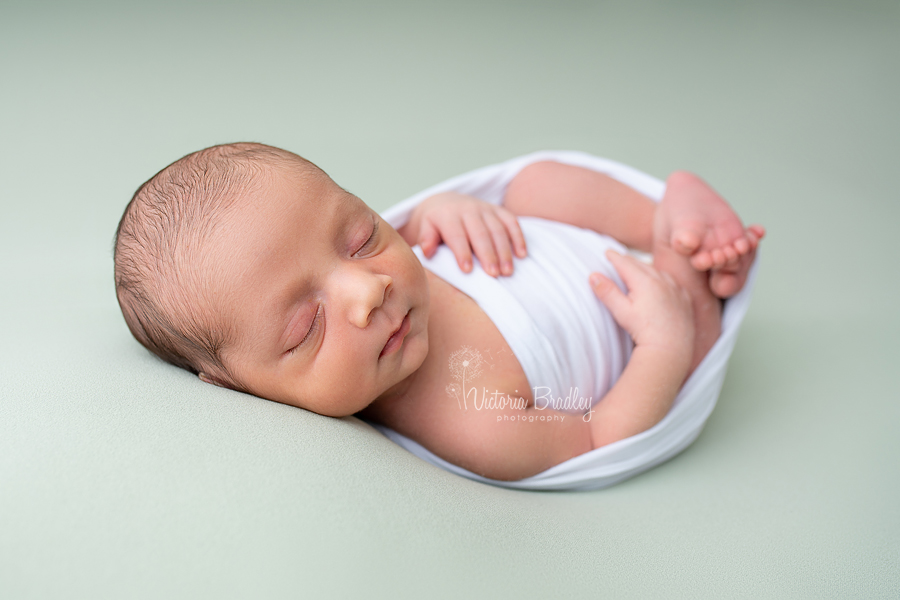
left=114, top=142, right=430, bottom=417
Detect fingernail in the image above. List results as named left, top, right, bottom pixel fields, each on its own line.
left=463, top=260, right=471, bottom=271
left=590, top=274, right=601, bottom=287
left=501, top=261, right=512, bottom=275
left=488, top=265, right=498, bottom=277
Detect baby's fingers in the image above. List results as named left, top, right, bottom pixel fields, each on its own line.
left=481, top=211, right=517, bottom=276
left=604, top=249, right=656, bottom=287
left=589, top=272, right=631, bottom=328
left=433, top=216, right=474, bottom=272
left=417, top=219, right=442, bottom=258
left=462, top=212, right=501, bottom=276
left=493, top=207, right=528, bottom=259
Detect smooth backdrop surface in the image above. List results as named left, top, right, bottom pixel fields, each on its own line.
left=1, top=1, right=898, bottom=598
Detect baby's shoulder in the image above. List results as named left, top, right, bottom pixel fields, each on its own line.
left=379, top=376, right=535, bottom=480
left=374, top=369, right=593, bottom=481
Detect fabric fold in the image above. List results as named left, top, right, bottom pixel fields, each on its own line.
left=365, top=150, right=758, bottom=491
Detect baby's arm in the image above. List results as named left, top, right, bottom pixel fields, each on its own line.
left=418, top=250, right=694, bottom=481
left=503, top=160, right=763, bottom=299
left=397, top=192, right=527, bottom=278
left=503, top=161, right=657, bottom=252
left=586, top=250, right=695, bottom=445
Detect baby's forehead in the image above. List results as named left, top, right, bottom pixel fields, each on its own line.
left=197, top=170, right=368, bottom=271
left=217, top=165, right=350, bottom=220
left=264, top=163, right=357, bottom=208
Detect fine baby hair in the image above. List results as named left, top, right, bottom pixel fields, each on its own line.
left=113, top=143, right=323, bottom=390
left=114, top=144, right=761, bottom=491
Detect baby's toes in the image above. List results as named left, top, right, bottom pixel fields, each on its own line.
left=722, top=251, right=741, bottom=271
left=690, top=250, right=714, bottom=271
left=710, top=248, right=727, bottom=269
left=710, top=271, right=742, bottom=299
left=746, top=225, right=766, bottom=249
left=746, top=230, right=760, bottom=251
left=734, top=236, right=750, bottom=255
left=672, top=229, right=701, bottom=256
left=722, top=244, right=738, bottom=265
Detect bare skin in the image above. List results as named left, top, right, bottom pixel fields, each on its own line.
left=659, top=171, right=765, bottom=299
left=197, top=157, right=765, bottom=481
left=364, top=161, right=765, bottom=479
left=502, top=161, right=763, bottom=374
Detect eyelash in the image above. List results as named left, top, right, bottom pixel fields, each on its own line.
left=289, top=305, right=321, bottom=355
left=287, top=220, right=378, bottom=356
left=356, top=220, right=379, bottom=255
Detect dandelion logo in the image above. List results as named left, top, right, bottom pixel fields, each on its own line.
left=445, top=345, right=485, bottom=410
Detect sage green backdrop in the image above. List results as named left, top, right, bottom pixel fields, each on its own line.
left=2, top=1, right=898, bottom=598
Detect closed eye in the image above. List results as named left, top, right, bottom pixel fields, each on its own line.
left=354, top=220, right=379, bottom=256
left=288, top=216, right=375, bottom=356
left=288, top=305, right=321, bottom=355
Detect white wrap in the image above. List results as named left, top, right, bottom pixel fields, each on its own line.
left=368, top=150, right=759, bottom=491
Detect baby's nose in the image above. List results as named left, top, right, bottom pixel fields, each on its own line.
left=346, top=271, right=393, bottom=329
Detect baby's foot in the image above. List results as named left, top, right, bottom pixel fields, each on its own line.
left=655, top=171, right=765, bottom=299
left=702, top=224, right=764, bottom=298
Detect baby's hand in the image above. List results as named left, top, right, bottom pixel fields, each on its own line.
left=589, top=250, right=695, bottom=360
left=408, top=192, right=527, bottom=277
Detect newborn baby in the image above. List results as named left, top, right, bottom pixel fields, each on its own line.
left=114, top=143, right=764, bottom=482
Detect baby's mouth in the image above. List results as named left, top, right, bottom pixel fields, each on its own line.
left=380, top=310, right=411, bottom=359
